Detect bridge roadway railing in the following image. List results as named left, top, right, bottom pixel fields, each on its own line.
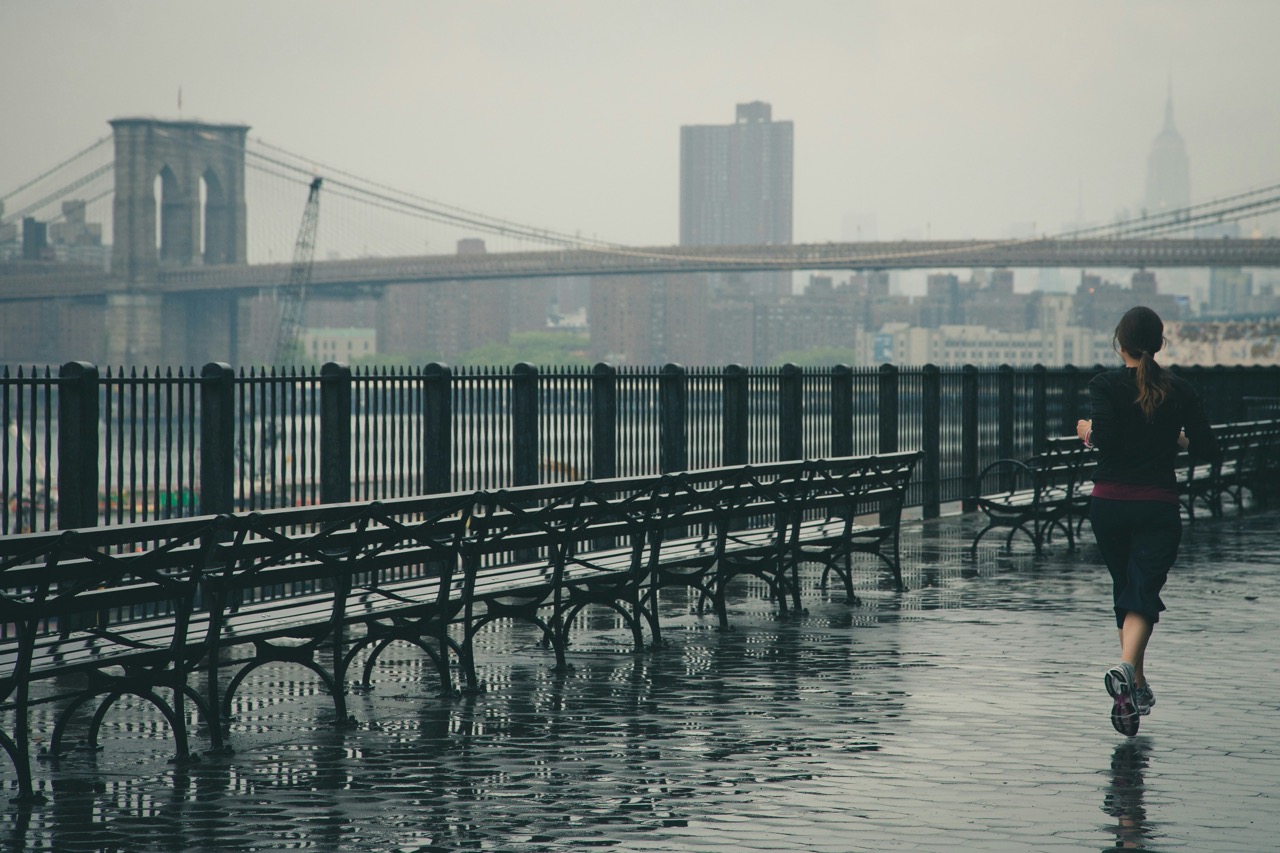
left=2, top=360, right=1278, bottom=534
left=147, top=238, right=1280, bottom=293
left=8, top=240, right=1280, bottom=303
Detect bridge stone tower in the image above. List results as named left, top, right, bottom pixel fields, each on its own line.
left=110, top=118, right=249, bottom=282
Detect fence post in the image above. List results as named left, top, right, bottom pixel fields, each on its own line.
left=779, top=363, right=803, bottom=461
left=878, top=363, right=898, bottom=455
left=1062, top=364, right=1082, bottom=435
left=1245, top=364, right=1277, bottom=419
left=659, top=363, right=687, bottom=474
left=1231, top=366, right=1248, bottom=421
left=512, top=363, right=539, bottom=487
left=722, top=364, right=749, bottom=466
left=319, top=362, right=351, bottom=505
left=1183, top=365, right=1206, bottom=418
left=57, top=361, right=99, bottom=530
left=422, top=363, right=452, bottom=494
left=998, top=364, right=1016, bottom=492
left=831, top=365, right=853, bottom=458
left=878, top=363, right=900, bottom=525
left=998, top=363, right=1015, bottom=459
left=1202, top=365, right=1221, bottom=420
left=591, top=362, right=617, bottom=480
left=961, top=364, right=978, bottom=512
left=200, top=362, right=235, bottom=517
left=1212, top=365, right=1227, bottom=420
left=921, top=364, right=941, bottom=519
left=1242, top=365, right=1260, bottom=419
left=1032, top=363, right=1048, bottom=452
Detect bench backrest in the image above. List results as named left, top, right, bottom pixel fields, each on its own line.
left=797, top=451, right=921, bottom=525
left=0, top=515, right=226, bottom=701
left=650, top=460, right=808, bottom=546
left=205, top=491, right=478, bottom=614
left=1, top=452, right=925, bottom=691
left=1027, top=437, right=1096, bottom=493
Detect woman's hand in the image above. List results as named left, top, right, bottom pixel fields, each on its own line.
left=1178, top=430, right=1189, bottom=450
left=1076, top=418, right=1092, bottom=444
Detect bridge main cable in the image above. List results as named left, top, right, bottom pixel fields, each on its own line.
left=242, top=135, right=1280, bottom=267
left=0, top=134, right=111, bottom=204
left=246, top=139, right=630, bottom=251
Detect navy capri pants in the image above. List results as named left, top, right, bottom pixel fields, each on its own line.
left=1089, top=497, right=1183, bottom=629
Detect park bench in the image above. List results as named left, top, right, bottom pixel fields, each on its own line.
left=644, top=452, right=920, bottom=634
left=642, top=460, right=809, bottom=635
left=0, top=452, right=920, bottom=802
left=789, top=452, right=922, bottom=599
left=970, top=419, right=1280, bottom=557
left=201, top=491, right=478, bottom=733
left=1178, top=419, right=1280, bottom=520
left=0, top=493, right=483, bottom=803
left=0, top=516, right=223, bottom=803
left=1238, top=420, right=1280, bottom=507
left=970, top=436, right=1095, bottom=556
left=451, top=475, right=667, bottom=687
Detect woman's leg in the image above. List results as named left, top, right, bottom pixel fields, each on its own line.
left=1117, top=502, right=1181, bottom=687
left=1090, top=497, right=1134, bottom=627
left=1119, top=611, right=1153, bottom=686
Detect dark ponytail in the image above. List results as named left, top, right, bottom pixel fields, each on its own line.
left=1114, top=306, right=1171, bottom=421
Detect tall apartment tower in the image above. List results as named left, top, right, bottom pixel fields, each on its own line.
left=1144, top=86, right=1190, bottom=216
left=680, top=101, right=794, bottom=297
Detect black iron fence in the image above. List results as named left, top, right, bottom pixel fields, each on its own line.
left=3, top=360, right=1278, bottom=534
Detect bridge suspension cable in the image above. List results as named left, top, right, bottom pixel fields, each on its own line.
left=0, top=164, right=114, bottom=225
left=246, top=133, right=1280, bottom=268
left=0, top=134, right=111, bottom=203
left=1056, top=181, right=1280, bottom=241
left=245, top=138, right=629, bottom=252
left=1, top=134, right=115, bottom=255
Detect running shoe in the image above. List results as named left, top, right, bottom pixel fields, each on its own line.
left=1105, top=662, right=1140, bottom=737
left=1135, top=683, right=1155, bottom=716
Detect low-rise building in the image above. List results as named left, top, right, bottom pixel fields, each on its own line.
left=870, top=313, right=1110, bottom=367
left=301, top=327, right=377, bottom=363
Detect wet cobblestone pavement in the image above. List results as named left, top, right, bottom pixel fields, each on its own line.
left=4, top=507, right=1279, bottom=851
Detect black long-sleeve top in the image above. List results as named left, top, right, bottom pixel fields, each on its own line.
left=1088, top=367, right=1221, bottom=489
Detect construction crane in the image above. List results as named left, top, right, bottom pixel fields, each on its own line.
left=268, top=176, right=322, bottom=366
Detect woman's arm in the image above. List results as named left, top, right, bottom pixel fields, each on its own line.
left=1085, top=376, right=1118, bottom=449
left=1182, top=389, right=1221, bottom=463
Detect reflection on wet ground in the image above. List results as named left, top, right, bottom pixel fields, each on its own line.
left=1102, top=738, right=1152, bottom=850
left=4, top=508, right=1279, bottom=851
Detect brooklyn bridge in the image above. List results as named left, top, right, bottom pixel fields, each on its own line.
left=4, top=118, right=1280, bottom=366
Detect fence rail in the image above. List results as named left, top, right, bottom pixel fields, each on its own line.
left=3, top=360, right=1278, bottom=533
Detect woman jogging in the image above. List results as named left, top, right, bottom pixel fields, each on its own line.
left=1076, top=305, right=1219, bottom=737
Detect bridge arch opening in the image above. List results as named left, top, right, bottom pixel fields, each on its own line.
left=198, top=173, right=208, bottom=259
left=202, top=167, right=233, bottom=265
left=153, top=165, right=192, bottom=265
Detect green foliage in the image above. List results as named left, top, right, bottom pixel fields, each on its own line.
left=454, top=332, right=590, bottom=367
left=352, top=350, right=445, bottom=368
left=351, top=332, right=589, bottom=369
left=770, top=347, right=860, bottom=367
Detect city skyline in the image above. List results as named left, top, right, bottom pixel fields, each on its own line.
left=3, top=1, right=1280, bottom=253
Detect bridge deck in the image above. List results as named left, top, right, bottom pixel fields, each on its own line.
left=4, top=238, right=1280, bottom=300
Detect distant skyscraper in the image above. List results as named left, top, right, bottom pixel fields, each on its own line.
left=680, top=101, right=794, bottom=296
left=1144, top=85, right=1190, bottom=216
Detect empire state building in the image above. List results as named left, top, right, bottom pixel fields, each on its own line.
left=1144, top=88, right=1190, bottom=216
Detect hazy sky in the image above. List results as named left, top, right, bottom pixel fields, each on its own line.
left=3, top=0, right=1279, bottom=250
